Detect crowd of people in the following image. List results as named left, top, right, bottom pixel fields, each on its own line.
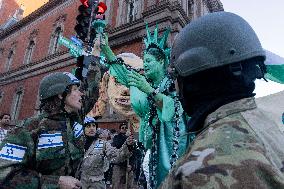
left=1, top=11, right=284, bottom=189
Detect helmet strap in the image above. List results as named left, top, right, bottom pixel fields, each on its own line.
left=60, top=87, right=70, bottom=113
left=229, top=62, right=242, bottom=76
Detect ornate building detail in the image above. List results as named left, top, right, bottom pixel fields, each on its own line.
left=10, top=86, right=24, bottom=121
left=53, top=14, right=67, bottom=27
left=0, top=0, right=223, bottom=122
left=28, top=29, right=39, bottom=40
left=0, top=47, right=4, bottom=59
left=5, top=41, right=18, bottom=71
left=0, top=91, right=3, bottom=106
left=116, top=0, right=144, bottom=26
left=24, top=40, right=36, bottom=64
left=204, top=0, right=224, bottom=12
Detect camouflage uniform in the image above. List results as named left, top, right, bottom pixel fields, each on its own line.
left=159, top=97, right=284, bottom=189
left=80, top=139, right=132, bottom=189
left=0, top=69, right=101, bottom=188
left=0, top=114, right=85, bottom=188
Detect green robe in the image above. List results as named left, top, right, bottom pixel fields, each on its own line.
left=109, top=63, right=190, bottom=187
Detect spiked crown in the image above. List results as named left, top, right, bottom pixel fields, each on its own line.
left=144, top=23, right=171, bottom=65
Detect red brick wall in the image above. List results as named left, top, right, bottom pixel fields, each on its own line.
left=0, top=0, right=20, bottom=25
left=0, top=0, right=144, bottom=121
left=0, top=1, right=81, bottom=71
left=112, top=40, right=143, bottom=58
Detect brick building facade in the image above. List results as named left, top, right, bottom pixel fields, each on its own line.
left=0, top=0, right=223, bottom=126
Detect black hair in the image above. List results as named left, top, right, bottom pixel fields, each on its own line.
left=84, top=121, right=98, bottom=128
left=0, top=113, right=10, bottom=119
left=119, top=122, right=128, bottom=129
left=39, top=85, right=73, bottom=114
left=110, top=128, right=117, bottom=134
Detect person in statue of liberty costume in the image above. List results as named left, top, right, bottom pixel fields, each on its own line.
left=98, top=24, right=194, bottom=188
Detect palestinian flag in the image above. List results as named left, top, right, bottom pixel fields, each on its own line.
left=265, top=50, right=284, bottom=84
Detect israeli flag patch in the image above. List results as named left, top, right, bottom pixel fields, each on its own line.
left=38, top=133, right=64, bottom=149
left=73, top=122, right=83, bottom=138
left=0, top=143, right=27, bottom=162
left=95, top=141, right=104, bottom=150
left=63, top=72, right=79, bottom=84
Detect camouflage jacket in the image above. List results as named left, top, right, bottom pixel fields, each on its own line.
left=0, top=114, right=86, bottom=189
left=160, top=97, right=284, bottom=189
left=0, top=62, right=103, bottom=189
left=80, top=139, right=131, bottom=183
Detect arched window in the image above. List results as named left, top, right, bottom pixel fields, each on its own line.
left=11, top=88, right=24, bottom=121
left=187, top=0, right=194, bottom=19
left=117, top=0, right=142, bottom=26
left=49, top=27, right=62, bottom=54
left=24, top=40, right=35, bottom=64
left=127, top=0, right=139, bottom=23
left=0, top=48, right=3, bottom=63
left=6, top=50, right=14, bottom=71
left=0, top=91, right=3, bottom=106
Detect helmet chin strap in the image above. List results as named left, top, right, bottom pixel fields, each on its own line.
left=60, top=87, right=71, bottom=114
left=229, top=62, right=242, bottom=76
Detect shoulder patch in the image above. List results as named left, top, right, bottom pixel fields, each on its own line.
left=0, top=143, right=27, bottom=162
left=95, top=141, right=104, bottom=149
left=73, top=122, right=84, bottom=138
left=38, top=133, right=64, bottom=149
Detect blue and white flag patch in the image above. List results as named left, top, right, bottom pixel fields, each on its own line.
left=0, top=143, right=27, bottom=162
left=95, top=141, right=104, bottom=150
left=73, top=122, right=83, bottom=138
left=63, top=72, right=80, bottom=84
left=38, top=133, right=64, bottom=149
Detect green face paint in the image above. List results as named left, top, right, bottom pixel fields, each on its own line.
left=143, top=53, right=165, bottom=82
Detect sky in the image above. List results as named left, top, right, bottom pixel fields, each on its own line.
left=221, top=0, right=284, bottom=97
left=15, top=0, right=47, bottom=17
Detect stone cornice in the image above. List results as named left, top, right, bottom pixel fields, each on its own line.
left=0, top=50, right=75, bottom=86
left=205, top=0, right=224, bottom=12
left=106, top=0, right=188, bottom=48
left=0, top=0, right=68, bottom=40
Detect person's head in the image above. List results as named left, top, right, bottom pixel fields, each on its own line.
left=99, top=129, right=110, bottom=140
left=0, top=113, right=11, bottom=127
left=110, top=128, right=117, bottom=135
left=119, top=122, right=128, bottom=134
left=84, top=116, right=98, bottom=137
left=39, top=72, right=83, bottom=114
left=143, top=48, right=167, bottom=80
left=108, top=53, right=143, bottom=116
left=143, top=24, right=170, bottom=81
left=171, top=12, right=266, bottom=114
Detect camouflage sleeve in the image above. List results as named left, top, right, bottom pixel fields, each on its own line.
left=105, top=141, right=132, bottom=163
left=82, top=59, right=106, bottom=114
left=0, top=119, right=60, bottom=188
left=159, top=113, right=284, bottom=189
left=0, top=127, right=41, bottom=188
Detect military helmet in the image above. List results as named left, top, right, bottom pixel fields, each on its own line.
left=39, top=72, right=80, bottom=101
left=172, top=12, right=266, bottom=77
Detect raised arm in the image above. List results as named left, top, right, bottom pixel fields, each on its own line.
left=100, top=33, right=131, bottom=86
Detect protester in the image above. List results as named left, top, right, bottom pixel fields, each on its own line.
left=79, top=117, right=134, bottom=189
left=112, top=123, right=138, bottom=189
left=160, top=11, right=284, bottom=188
left=88, top=52, right=143, bottom=133
left=0, top=71, right=100, bottom=188
left=100, top=25, right=193, bottom=188
left=0, top=113, right=11, bottom=144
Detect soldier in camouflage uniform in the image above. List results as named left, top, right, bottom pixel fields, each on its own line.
left=160, top=12, right=284, bottom=188
left=0, top=71, right=100, bottom=189
left=79, top=117, right=133, bottom=189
